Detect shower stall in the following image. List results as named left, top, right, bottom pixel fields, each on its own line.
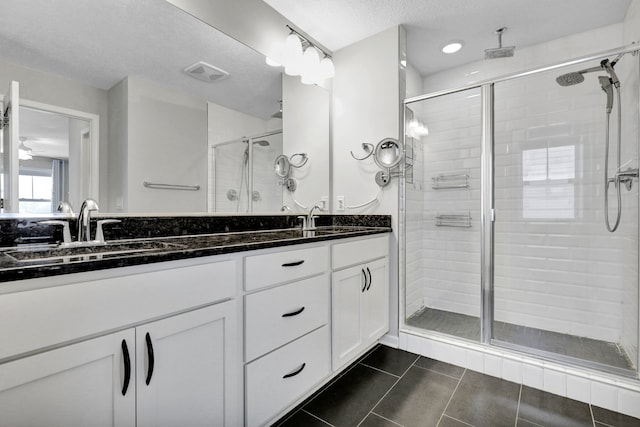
left=402, top=44, right=640, bottom=377
left=211, top=130, right=283, bottom=212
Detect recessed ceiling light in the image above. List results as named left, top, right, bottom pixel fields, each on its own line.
left=442, top=41, right=463, bottom=54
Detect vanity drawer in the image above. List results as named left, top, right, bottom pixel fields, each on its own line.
left=245, top=326, right=330, bottom=427
left=332, top=234, right=389, bottom=270
left=245, top=274, right=329, bottom=362
left=245, top=245, right=328, bottom=291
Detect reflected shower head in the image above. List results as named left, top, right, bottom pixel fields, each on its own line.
left=253, top=140, right=270, bottom=147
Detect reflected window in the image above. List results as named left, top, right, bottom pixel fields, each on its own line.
left=522, top=145, right=575, bottom=219
left=19, top=172, right=53, bottom=213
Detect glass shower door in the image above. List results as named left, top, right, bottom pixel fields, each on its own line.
left=492, top=61, right=639, bottom=373
left=404, top=87, right=483, bottom=342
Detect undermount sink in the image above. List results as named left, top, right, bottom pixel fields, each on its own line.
left=4, top=240, right=185, bottom=263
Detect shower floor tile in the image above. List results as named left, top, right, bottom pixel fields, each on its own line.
left=273, top=345, right=640, bottom=427
left=406, top=307, right=634, bottom=370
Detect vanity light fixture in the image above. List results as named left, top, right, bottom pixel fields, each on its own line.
left=442, top=41, right=463, bottom=54
left=266, top=25, right=335, bottom=85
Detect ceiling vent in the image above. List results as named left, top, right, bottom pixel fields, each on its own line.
left=183, top=61, right=229, bottom=83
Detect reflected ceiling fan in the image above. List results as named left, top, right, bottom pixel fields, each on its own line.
left=18, top=137, right=47, bottom=160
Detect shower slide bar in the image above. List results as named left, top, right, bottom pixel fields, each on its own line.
left=143, top=181, right=201, bottom=191
left=432, top=173, right=470, bottom=189
left=435, top=213, right=472, bottom=228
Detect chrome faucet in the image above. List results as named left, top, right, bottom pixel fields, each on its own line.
left=306, top=204, right=322, bottom=230
left=77, top=198, right=99, bottom=242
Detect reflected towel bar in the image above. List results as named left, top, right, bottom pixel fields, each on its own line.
left=143, top=181, right=200, bottom=191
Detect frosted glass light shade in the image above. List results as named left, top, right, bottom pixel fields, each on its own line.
left=301, top=46, right=320, bottom=84
left=284, top=34, right=303, bottom=76
left=319, top=57, right=335, bottom=79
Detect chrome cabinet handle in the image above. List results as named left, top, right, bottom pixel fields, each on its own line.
left=145, top=332, right=155, bottom=386
left=282, top=260, right=305, bottom=267
left=282, top=363, right=306, bottom=379
left=121, top=339, right=131, bottom=396
left=282, top=307, right=305, bottom=317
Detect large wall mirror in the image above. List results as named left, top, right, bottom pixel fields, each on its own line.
left=0, top=0, right=329, bottom=215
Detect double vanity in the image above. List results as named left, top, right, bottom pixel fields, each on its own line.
left=0, top=214, right=391, bottom=427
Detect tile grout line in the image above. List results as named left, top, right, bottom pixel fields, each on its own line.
left=588, top=404, right=598, bottom=427
left=300, top=408, right=335, bottom=427
left=441, top=415, right=474, bottom=427
left=369, top=412, right=405, bottom=427
left=412, top=363, right=465, bottom=381
left=354, top=353, right=421, bottom=427
left=435, top=368, right=466, bottom=426
left=360, top=362, right=402, bottom=378
left=514, top=383, right=522, bottom=427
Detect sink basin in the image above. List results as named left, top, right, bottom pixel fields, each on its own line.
left=4, top=240, right=185, bottom=263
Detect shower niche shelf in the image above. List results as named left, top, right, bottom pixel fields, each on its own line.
left=431, top=173, right=469, bottom=190
left=435, top=212, right=472, bottom=228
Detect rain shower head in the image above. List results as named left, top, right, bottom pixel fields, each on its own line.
left=484, top=27, right=515, bottom=59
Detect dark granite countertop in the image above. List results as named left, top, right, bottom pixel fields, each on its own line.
left=0, top=224, right=391, bottom=283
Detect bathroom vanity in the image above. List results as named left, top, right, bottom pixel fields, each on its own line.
left=0, top=215, right=391, bottom=427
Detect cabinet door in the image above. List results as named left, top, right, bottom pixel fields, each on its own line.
left=136, top=301, right=239, bottom=427
left=363, top=257, right=389, bottom=344
left=0, top=330, right=135, bottom=427
left=331, top=265, right=366, bottom=370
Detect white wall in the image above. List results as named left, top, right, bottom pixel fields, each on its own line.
left=332, top=26, right=403, bottom=336
left=282, top=75, right=330, bottom=212
left=108, top=76, right=208, bottom=213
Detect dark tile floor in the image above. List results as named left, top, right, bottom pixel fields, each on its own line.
left=406, top=307, right=633, bottom=370
left=273, top=345, right=640, bottom=427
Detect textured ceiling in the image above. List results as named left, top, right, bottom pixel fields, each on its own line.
left=264, top=0, right=632, bottom=76
left=0, top=0, right=282, bottom=120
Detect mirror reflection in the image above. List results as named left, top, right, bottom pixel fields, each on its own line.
left=0, top=0, right=329, bottom=215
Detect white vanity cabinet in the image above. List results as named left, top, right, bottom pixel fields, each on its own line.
left=331, top=235, right=390, bottom=371
left=136, top=301, right=237, bottom=427
left=0, top=257, right=241, bottom=427
left=0, top=329, right=136, bottom=427
left=243, top=245, right=331, bottom=427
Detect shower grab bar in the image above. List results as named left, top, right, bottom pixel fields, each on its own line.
left=435, top=213, right=472, bottom=228
left=431, top=173, right=470, bottom=189
left=143, top=181, right=200, bottom=191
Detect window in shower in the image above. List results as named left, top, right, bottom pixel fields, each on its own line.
left=404, top=87, right=482, bottom=342
left=522, top=145, right=576, bottom=219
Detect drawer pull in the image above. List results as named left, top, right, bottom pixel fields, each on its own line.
left=282, top=306, right=306, bottom=317
left=281, top=260, right=305, bottom=267
left=145, top=332, right=155, bottom=386
left=121, top=339, right=131, bottom=396
left=366, top=267, right=372, bottom=291
left=282, top=362, right=306, bottom=379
